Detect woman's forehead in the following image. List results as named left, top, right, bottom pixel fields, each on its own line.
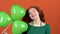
left=29, top=8, right=37, bottom=12
left=29, top=8, right=36, bottom=10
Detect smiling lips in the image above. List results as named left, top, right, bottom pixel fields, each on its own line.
left=32, top=15, right=37, bottom=18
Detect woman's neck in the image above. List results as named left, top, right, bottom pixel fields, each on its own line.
left=32, top=17, right=42, bottom=26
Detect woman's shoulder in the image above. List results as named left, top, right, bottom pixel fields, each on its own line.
left=44, top=23, right=50, bottom=28
left=41, top=22, right=46, bottom=26
left=41, top=22, right=50, bottom=27
left=26, top=22, right=31, bottom=27
left=27, top=22, right=32, bottom=26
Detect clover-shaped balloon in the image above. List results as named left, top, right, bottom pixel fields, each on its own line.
left=11, top=4, right=26, bottom=21
left=0, top=4, right=28, bottom=34
left=0, top=11, right=12, bottom=27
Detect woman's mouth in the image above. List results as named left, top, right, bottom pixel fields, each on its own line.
left=32, top=15, right=37, bottom=18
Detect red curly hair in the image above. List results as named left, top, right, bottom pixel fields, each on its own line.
left=23, top=6, right=45, bottom=23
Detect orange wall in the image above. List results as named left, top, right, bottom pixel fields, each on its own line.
left=0, top=0, right=60, bottom=34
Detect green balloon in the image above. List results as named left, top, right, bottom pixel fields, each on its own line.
left=0, top=12, right=12, bottom=27
left=13, top=32, right=22, bottom=34
left=12, top=20, right=28, bottom=34
left=11, top=4, right=26, bottom=21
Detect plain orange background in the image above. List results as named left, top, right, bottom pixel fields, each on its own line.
left=0, top=0, right=60, bottom=34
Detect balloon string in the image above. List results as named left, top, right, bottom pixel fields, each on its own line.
left=5, top=23, right=12, bottom=30
left=1, top=23, right=12, bottom=34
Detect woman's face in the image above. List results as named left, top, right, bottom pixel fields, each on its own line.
left=29, top=8, right=39, bottom=20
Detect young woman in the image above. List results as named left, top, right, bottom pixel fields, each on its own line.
left=2, top=6, right=50, bottom=34
left=23, top=6, right=50, bottom=34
